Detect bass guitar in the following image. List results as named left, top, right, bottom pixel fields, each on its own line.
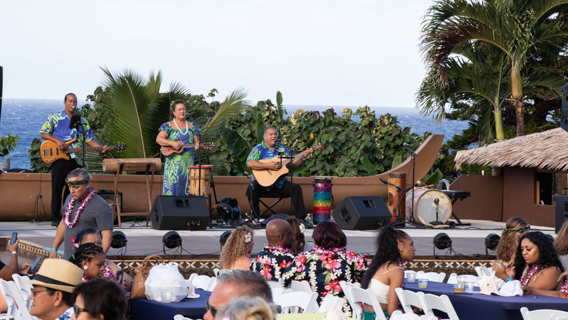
left=161, top=143, right=214, bottom=157
left=252, top=144, right=323, bottom=187
left=40, top=139, right=127, bottom=164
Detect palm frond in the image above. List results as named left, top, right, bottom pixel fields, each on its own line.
left=202, top=88, right=250, bottom=142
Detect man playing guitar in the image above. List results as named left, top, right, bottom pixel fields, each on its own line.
left=246, top=126, right=312, bottom=221
left=40, top=93, right=109, bottom=226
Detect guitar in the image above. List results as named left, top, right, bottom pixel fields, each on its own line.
left=161, top=142, right=214, bottom=157
left=40, top=139, right=127, bottom=164
left=252, top=144, right=323, bottom=187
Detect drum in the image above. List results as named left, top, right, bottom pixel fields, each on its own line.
left=313, top=177, right=333, bottom=225
left=405, top=188, right=452, bottom=226
left=188, top=165, right=212, bottom=196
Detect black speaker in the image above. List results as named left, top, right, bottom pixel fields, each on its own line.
left=151, top=195, right=209, bottom=230
left=555, top=195, right=568, bottom=233
left=332, top=196, right=391, bottom=230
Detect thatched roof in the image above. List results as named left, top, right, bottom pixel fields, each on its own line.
left=454, top=128, right=568, bottom=171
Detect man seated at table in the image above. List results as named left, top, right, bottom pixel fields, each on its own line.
left=27, top=259, right=83, bottom=320
left=204, top=270, right=272, bottom=320
left=250, top=219, right=296, bottom=282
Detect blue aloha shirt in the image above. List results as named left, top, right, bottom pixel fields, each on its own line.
left=246, top=141, right=292, bottom=189
left=39, top=110, right=95, bottom=165
left=57, top=306, right=74, bottom=320
left=250, top=244, right=296, bottom=282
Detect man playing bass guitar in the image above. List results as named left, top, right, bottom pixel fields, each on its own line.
left=246, top=126, right=312, bottom=221
left=40, top=93, right=109, bottom=226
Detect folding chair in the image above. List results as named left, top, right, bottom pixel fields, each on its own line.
left=245, top=178, right=290, bottom=219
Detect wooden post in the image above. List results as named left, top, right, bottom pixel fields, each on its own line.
left=388, top=172, right=406, bottom=223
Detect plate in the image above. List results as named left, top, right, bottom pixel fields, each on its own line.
left=187, top=294, right=201, bottom=299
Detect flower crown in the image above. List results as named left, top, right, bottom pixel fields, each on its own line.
left=244, top=232, right=252, bottom=243
left=502, top=224, right=530, bottom=234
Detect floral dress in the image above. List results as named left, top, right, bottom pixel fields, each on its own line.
left=159, top=122, right=199, bottom=196
left=250, top=245, right=296, bottom=282
left=282, top=246, right=370, bottom=305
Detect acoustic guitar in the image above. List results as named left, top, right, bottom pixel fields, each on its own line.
left=252, top=144, right=323, bottom=187
left=160, top=143, right=214, bottom=157
left=40, top=139, right=127, bottom=164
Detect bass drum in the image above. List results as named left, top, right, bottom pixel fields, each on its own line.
left=405, top=188, right=452, bottom=226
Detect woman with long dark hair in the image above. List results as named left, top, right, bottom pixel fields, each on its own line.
left=512, top=232, right=563, bottom=292
left=285, top=217, right=306, bottom=255
left=361, top=227, right=415, bottom=319
left=156, top=100, right=200, bottom=196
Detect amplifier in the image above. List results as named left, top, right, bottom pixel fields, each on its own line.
left=97, top=189, right=123, bottom=213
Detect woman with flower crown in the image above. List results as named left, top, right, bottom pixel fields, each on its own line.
left=493, top=217, right=530, bottom=280
left=156, top=100, right=200, bottom=196
left=360, top=226, right=415, bottom=319
left=220, top=226, right=255, bottom=270
left=511, top=232, right=564, bottom=293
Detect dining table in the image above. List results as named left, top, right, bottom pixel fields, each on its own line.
left=129, top=289, right=211, bottom=320
left=404, top=281, right=568, bottom=320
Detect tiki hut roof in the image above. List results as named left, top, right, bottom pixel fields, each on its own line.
left=454, top=128, right=568, bottom=171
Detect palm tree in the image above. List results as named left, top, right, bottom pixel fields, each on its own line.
left=420, top=0, right=568, bottom=136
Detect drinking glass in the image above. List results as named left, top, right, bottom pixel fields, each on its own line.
left=464, top=281, right=475, bottom=293
left=453, top=283, right=464, bottom=293
left=457, top=276, right=466, bottom=285
left=407, top=273, right=416, bottom=283
left=418, top=279, right=428, bottom=288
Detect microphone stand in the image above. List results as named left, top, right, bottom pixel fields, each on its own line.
left=71, top=114, right=87, bottom=168
left=185, top=113, right=208, bottom=214
left=276, top=141, right=296, bottom=217
left=404, top=144, right=424, bottom=228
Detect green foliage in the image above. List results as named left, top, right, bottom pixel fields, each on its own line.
left=0, top=134, right=18, bottom=157
left=29, top=138, right=51, bottom=173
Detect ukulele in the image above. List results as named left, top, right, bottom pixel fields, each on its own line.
left=161, top=143, right=214, bottom=157
left=252, top=144, right=323, bottom=187
left=40, top=139, right=126, bottom=164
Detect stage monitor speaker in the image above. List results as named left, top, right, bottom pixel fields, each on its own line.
left=555, top=195, right=568, bottom=233
left=332, top=196, right=391, bottom=230
left=151, top=195, right=209, bottom=231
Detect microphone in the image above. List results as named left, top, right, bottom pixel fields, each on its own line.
left=379, top=178, right=388, bottom=185
left=274, top=139, right=281, bottom=143
left=69, top=114, right=81, bottom=129
left=403, top=142, right=417, bottom=156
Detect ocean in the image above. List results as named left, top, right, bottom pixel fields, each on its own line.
left=0, top=99, right=469, bottom=170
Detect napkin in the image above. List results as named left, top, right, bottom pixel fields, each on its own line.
left=184, top=280, right=196, bottom=297
left=324, top=305, right=347, bottom=320
left=492, top=280, right=523, bottom=297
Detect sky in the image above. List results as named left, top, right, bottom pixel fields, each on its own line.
left=0, top=0, right=434, bottom=108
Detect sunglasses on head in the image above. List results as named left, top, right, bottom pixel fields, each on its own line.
left=205, top=300, right=217, bottom=317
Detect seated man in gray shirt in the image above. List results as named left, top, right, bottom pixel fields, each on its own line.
left=49, top=168, right=113, bottom=259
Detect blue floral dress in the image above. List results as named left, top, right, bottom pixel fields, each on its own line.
left=282, top=246, right=370, bottom=306
left=159, top=122, right=199, bottom=196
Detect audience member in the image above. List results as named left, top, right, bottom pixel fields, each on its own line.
left=27, top=259, right=83, bottom=320
left=493, top=217, right=529, bottom=279
left=510, top=232, right=563, bottom=291
left=361, top=227, right=415, bottom=318
left=0, top=238, right=30, bottom=280
left=250, top=220, right=296, bottom=282
left=285, top=217, right=306, bottom=255
left=220, top=226, right=255, bottom=270
left=555, top=220, right=568, bottom=271
left=282, top=220, right=370, bottom=306
left=71, top=278, right=127, bottom=320
left=215, top=297, right=276, bottom=320
left=50, top=168, right=114, bottom=260
left=69, top=243, right=105, bottom=282
left=204, top=270, right=272, bottom=320
left=76, top=228, right=131, bottom=290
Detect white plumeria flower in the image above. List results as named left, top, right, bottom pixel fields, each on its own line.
left=245, top=232, right=252, bottom=243
left=299, top=223, right=305, bottom=233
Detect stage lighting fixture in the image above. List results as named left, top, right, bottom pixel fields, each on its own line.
left=163, top=231, right=182, bottom=249
left=111, top=231, right=127, bottom=249
left=433, top=233, right=452, bottom=256
left=220, top=231, right=232, bottom=250
left=485, top=233, right=500, bottom=255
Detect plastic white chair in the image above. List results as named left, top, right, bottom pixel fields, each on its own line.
left=0, top=280, right=20, bottom=320
left=318, top=294, right=345, bottom=313
left=213, top=268, right=220, bottom=276
left=416, top=271, right=446, bottom=283
left=405, top=270, right=417, bottom=278
left=206, top=277, right=217, bottom=291
left=218, top=269, right=231, bottom=276
left=277, top=291, right=318, bottom=314
left=267, top=280, right=283, bottom=288
left=173, top=315, right=193, bottom=320
left=395, top=288, right=424, bottom=315
left=390, top=312, right=438, bottom=320
left=520, top=307, right=568, bottom=320
left=348, top=287, right=387, bottom=320
left=552, top=315, right=568, bottom=320
left=419, top=293, right=459, bottom=320
left=0, top=280, right=33, bottom=320
left=339, top=281, right=359, bottom=318
left=191, top=275, right=211, bottom=290
left=188, top=273, right=198, bottom=281
left=12, top=274, right=32, bottom=310
left=291, top=280, right=313, bottom=293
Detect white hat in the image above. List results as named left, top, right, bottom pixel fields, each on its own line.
left=492, top=280, right=523, bottom=297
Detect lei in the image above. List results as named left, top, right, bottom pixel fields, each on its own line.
left=264, top=244, right=292, bottom=255
left=560, top=279, right=568, bottom=298
left=520, top=262, right=543, bottom=286
left=64, top=187, right=96, bottom=228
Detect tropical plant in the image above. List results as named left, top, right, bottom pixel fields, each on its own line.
left=420, top=0, right=568, bottom=136
left=0, top=134, right=18, bottom=157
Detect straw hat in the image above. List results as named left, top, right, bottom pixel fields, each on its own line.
left=26, top=259, right=83, bottom=293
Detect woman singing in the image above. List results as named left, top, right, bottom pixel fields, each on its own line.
left=156, top=100, right=200, bottom=196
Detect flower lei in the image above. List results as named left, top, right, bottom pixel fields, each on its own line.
left=560, top=278, right=568, bottom=297
left=520, top=262, right=543, bottom=286
left=244, top=232, right=252, bottom=243
left=64, top=187, right=96, bottom=228
left=264, top=244, right=292, bottom=255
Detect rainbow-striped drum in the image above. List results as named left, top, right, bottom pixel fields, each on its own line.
left=313, top=177, right=333, bottom=224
